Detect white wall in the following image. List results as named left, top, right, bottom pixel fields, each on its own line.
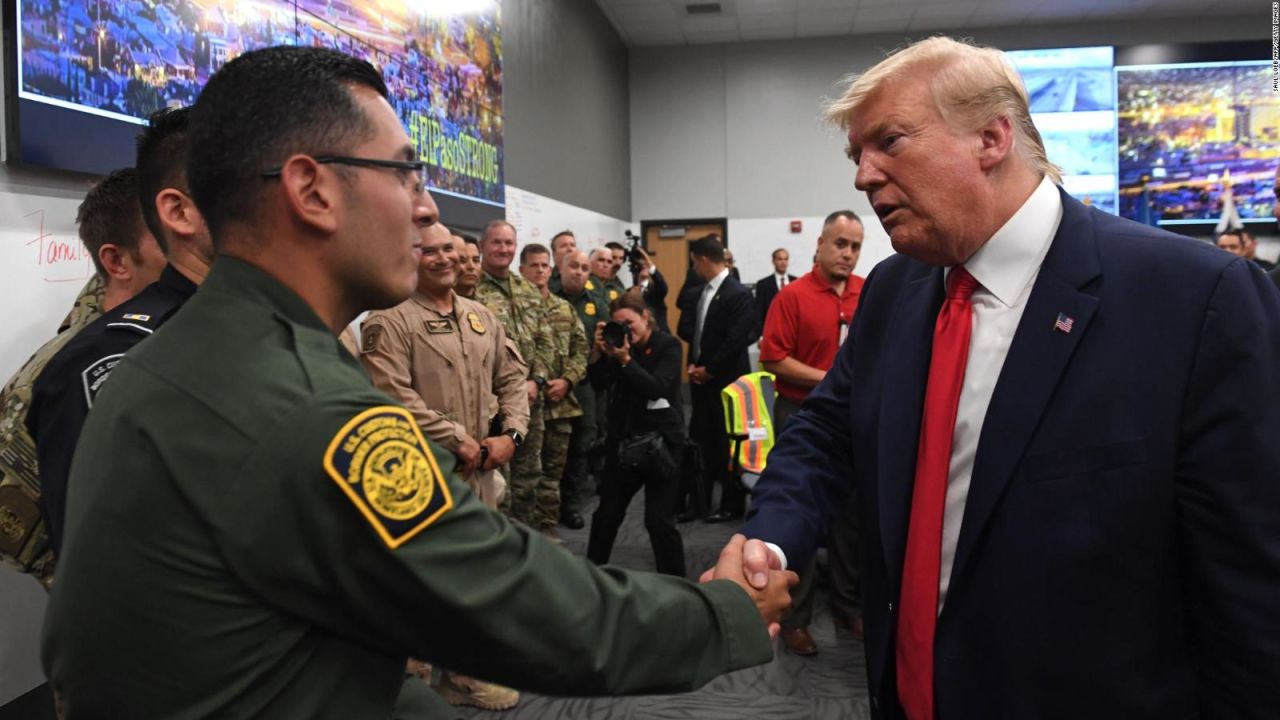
left=630, top=14, right=1272, bottom=275
left=505, top=184, right=631, bottom=254
left=729, top=214, right=892, bottom=288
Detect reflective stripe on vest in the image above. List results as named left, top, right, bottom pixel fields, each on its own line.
left=720, top=371, right=777, bottom=474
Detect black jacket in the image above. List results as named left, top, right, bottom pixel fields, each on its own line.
left=677, top=274, right=754, bottom=389
left=588, top=331, right=685, bottom=441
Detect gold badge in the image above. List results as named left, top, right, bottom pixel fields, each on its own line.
left=121, top=313, right=151, bottom=322
left=585, top=303, right=596, bottom=316
left=467, top=312, right=486, bottom=334
left=586, top=280, right=595, bottom=290
left=323, top=406, right=453, bottom=549
left=608, top=289, right=619, bottom=302
left=361, top=324, right=383, bottom=354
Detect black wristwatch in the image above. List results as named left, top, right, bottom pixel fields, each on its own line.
left=533, top=376, right=548, bottom=391
left=504, top=429, right=524, bottom=448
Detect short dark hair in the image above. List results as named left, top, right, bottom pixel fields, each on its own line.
left=187, top=46, right=389, bottom=244
left=823, top=210, right=863, bottom=228
left=520, top=243, right=551, bottom=264
left=78, top=168, right=148, bottom=279
left=604, top=241, right=625, bottom=252
left=609, top=290, right=656, bottom=332
left=688, top=234, right=726, bottom=263
left=135, top=107, right=190, bottom=253
left=771, top=248, right=788, bottom=260
left=551, top=230, right=575, bottom=247
left=456, top=233, right=479, bottom=248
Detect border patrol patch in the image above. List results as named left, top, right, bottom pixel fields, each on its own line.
left=585, top=303, right=596, bottom=316
left=80, top=353, right=124, bottom=408
left=586, top=280, right=595, bottom=291
left=361, top=324, right=383, bottom=354
left=608, top=289, right=620, bottom=302
left=467, top=312, right=486, bottom=334
left=323, top=406, right=453, bottom=549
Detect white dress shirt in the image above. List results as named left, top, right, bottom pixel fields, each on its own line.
left=775, top=273, right=789, bottom=291
left=693, top=267, right=730, bottom=363
left=766, top=177, right=1063, bottom=610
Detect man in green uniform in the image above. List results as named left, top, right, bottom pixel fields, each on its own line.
left=590, top=247, right=624, bottom=306
left=42, top=46, right=796, bottom=719
left=518, top=243, right=587, bottom=541
left=474, top=220, right=553, bottom=530
left=0, top=169, right=159, bottom=584
left=554, top=248, right=601, bottom=529
left=546, top=230, right=576, bottom=295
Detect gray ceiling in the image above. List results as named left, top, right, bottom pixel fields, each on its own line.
left=594, top=0, right=1262, bottom=47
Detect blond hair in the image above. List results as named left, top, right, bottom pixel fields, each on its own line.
left=824, top=36, right=1061, bottom=184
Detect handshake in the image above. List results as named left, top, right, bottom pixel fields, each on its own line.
left=700, top=533, right=798, bottom=637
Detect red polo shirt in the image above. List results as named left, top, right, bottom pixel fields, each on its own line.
left=759, top=266, right=864, bottom=402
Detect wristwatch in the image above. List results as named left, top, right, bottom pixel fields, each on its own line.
left=533, top=376, right=548, bottom=391
left=504, top=429, right=524, bottom=448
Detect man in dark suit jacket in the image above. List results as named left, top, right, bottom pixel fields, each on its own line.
left=720, top=37, right=1280, bottom=718
left=753, top=248, right=797, bottom=332
left=678, top=235, right=755, bottom=522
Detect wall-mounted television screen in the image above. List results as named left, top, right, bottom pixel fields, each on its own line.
left=9, top=0, right=504, bottom=209
left=1006, top=46, right=1118, bottom=214
left=1116, top=60, right=1277, bottom=226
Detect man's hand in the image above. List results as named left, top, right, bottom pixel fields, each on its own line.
left=455, top=435, right=482, bottom=475
left=526, top=379, right=539, bottom=405
left=688, top=365, right=711, bottom=385
left=481, top=435, right=516, bottom=470
left=546, top=378, right=571, bottom=403
left=699, top=537, right=783, bottom=589
left=705, top=534, right=797, bottom=637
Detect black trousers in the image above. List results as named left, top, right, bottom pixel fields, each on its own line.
left=587, top=442, right=686, bottom=578
left=689, top=383, right=744, bottom=514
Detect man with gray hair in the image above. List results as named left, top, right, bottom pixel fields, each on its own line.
left=718, top=35, right=1280, bottom=718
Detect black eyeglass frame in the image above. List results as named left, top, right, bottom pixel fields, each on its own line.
left=261, top=155, right=428, bottom=192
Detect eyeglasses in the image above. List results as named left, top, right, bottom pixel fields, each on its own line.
left=261, top=155, right=428, bottom=194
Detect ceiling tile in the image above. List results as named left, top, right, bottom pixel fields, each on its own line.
left=735, top=0, right=800, bottom=12
left=740, top=25, right=799, bottom=39
left=796, top=8, right=856, bottom=31
left=681, top=14, right=741, bottom=32
left=738, top=11, right=796, bottom=29
left=609, top=2, right=681, bottom=23
left=796, top=0, right=857, bottom=8
left=854, top=4, right=917, bottom=22
left=850, top=15, right=915, bottom=33
left=686, top=29, right=743, bottom=43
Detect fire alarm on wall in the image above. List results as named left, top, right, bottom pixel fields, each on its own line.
left=790, top=220, right=802, bottom=233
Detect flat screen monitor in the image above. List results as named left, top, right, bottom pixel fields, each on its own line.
left=7, top=0, right=504, bottom=217
left=1116, top=58, right=1277, bottom=226
left=1005, top=45, right=1118, bottom=214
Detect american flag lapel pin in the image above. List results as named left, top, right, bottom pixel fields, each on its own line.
left=1053, top=312, right=1075, bottom=334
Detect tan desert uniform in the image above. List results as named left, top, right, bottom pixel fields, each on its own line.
left=360, top=292, right=529, bottom=508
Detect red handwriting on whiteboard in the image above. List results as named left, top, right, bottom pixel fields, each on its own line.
left=24, top=210, right=92, bottom=283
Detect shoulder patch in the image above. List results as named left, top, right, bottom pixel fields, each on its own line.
left=608, top=289, right=619, bottom=302
left=323, top=406, right=453, bottom=549
left=80, top=353, right=125, bottom=408
left=361, top=324, right=384, bottom=354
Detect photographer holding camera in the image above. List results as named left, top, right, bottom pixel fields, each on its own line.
left=585, top=293, right=687, bottom=577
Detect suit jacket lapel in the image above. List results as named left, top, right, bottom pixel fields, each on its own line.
left=946, top=192, right=1103, bottom=599
left=878, top=265, right=945, bottom=594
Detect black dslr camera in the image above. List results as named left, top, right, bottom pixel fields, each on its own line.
left=602, top=321, right=630, bottom=349
left=623, top=229, right=652, bottom=277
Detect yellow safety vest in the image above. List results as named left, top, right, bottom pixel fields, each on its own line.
left=720, top=371, right=777, bottom=475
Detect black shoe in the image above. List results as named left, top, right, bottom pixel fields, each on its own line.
left=559, top=511, right=585, bottom=530
left=675, top=510, right=699, bottom=524
left=703, top=509, right=743, bottom=524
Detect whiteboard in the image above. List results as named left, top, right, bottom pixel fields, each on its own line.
left=504, top=184, right=632, bottom=255
left=0, top=168, right=99, bottom=381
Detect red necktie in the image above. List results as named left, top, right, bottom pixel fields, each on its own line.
left=896, top=266, right=979, bottom=720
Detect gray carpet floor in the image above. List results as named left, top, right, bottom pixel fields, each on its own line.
left=451, top=493, right=872, bottom=719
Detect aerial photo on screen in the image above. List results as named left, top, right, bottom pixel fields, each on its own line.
left=18, top=0, right=505, bottom=205
left=1117, top=61, right=1278, bottom=225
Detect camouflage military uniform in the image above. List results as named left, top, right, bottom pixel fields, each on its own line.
left=537, top=293, right=588, bottom=530
left=475, top=271, right=553, bottom=528
left=0, top=277, right=104, bottom=585
left=556, top=285, right=606, bottom=517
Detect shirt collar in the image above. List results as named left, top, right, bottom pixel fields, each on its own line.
left=706, top=267, right=730, bottom=294
left=201, top=255, right=330, bottom=333
left=952, top=175, right=1063, bottom=308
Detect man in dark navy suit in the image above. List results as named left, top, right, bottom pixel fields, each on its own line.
left=752, top=248, right=797, bottom=332
left=715, top=36, right=1280, bottom=718
left=678, top=234, right=755, bottom=522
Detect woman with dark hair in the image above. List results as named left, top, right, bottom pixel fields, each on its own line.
left=586, top=293, right=687, bottom=576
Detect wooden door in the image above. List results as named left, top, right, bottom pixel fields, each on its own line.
left=641, top=219, right=727, bottom=375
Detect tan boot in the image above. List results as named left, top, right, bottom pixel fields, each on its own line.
left=436, top=672, right=520, bottom=711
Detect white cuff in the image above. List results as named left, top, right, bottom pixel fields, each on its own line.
left=763, top=542, right=788, bottom=571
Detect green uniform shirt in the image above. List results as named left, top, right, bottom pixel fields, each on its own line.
left=475, top=271, right=551, bottom=382
left=539, top=293, right=588, bottom=421
left=43, top=256, right=772, bottom=719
